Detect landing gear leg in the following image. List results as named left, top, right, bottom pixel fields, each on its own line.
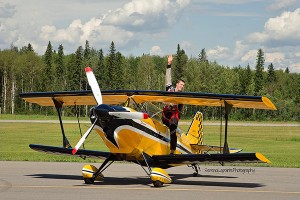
left=190, top=164, right=200, bottom=177
left=82, top=154, right=116, bottom=184
left=136, top=152, right=172, bottom=187
left=94, top=154, right=116, bottom=178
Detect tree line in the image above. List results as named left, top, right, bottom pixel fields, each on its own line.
left=0, top=41, right=299, bottom=121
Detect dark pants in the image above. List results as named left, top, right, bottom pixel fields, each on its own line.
left=162, top=110, right=179, bottom=151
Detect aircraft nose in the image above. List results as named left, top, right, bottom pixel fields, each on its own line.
left=90, top=104, right=112, bottom=121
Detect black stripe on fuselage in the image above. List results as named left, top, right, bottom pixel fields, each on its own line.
left=130, top=120, right=191, bottom=154
left=96, top=116, right=191, bottom=154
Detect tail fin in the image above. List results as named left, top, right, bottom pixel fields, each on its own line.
left=187, top=111, right=204, bottom=146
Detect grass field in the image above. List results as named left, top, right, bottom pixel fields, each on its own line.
left=0, top=120, right=299, bottom=168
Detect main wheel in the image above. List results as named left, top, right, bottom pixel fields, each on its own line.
left=84, top=178, right=95, bottom=184
left=153, top=180, right=163, bottom=187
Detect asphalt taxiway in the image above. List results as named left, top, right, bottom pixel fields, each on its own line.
left=0, top=161, right=299, bottom=200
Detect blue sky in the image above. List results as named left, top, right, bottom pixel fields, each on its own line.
left=1, top=0, right=300, bottom=72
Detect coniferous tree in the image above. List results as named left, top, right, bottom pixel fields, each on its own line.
left=95, top=49, right=106, bottom=88
left=198, top=48, right=208, bottom=63
left=76, top=46, right=84, bottom=90
left=27, top=43, right=34, bottom=52
left=84, top=40, right=91, bottom=67
left=237, top=65, right=247, bottom=95
left=43, top=41, right=53, bottom=91
left=295, top=74, right=300, bottom=105
left=67, top=46, right=83, bottom=90
left=114, top=51, right=124, bottom=89
left=245, top=64, right=254, bottom=94
left=285, top=67, right=290, bottom=73
left=107, top=41, right=116, bottom=89
left=55, top=44, right=65, bottom=89
left=84, top=40, right=90, bottom=59
left=267, top=63, right=276, bottom=82
left=174, top=44, right=187, bottom=83
left=254, top=48, right=264, bottom=95
left=1, top=40, right=300, bottom=121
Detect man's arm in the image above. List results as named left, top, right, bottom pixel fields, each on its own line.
left=165, top=55, right=173, bottom=90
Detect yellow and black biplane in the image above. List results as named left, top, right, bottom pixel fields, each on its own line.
left=20, top=67, right=276, bottom=187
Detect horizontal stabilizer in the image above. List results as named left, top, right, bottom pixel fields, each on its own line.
left=29, top=144, right=111, bottom=159
left=190, top=144, right=242, bottom=153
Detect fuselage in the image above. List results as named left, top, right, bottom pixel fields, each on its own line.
left=90, top=104, right=194, bottom=161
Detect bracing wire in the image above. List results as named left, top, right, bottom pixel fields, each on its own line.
left=75, top=104, right=85, bottom=150
left=219, top=104, right=223, bottom=154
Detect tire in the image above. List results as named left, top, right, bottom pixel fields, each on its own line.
left=153, top=180, right=163, bottom=187
left=84, top=178, right=95, bottom=184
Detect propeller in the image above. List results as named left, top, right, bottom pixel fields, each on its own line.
left=85, top=67, right=102, bottom=105
left=72, top=66, right=148, bottom=155
left=72, top=119, right=97, bottom=155
left=72, top=67, right=101, bottom=155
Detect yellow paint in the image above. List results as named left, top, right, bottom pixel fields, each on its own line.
left=256, top=152, right=271, bottom=163
left=22, top=92, right=277, bottom=110
left=150, top=168, right=172, bottom=184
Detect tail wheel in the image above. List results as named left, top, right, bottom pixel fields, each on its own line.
left=84, top=178, right=95, bottom=184
left=153, top=180, right=163, bottom=187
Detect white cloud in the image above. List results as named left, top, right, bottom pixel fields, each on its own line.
left=267, top=0, right=296, bottom=11
left=246, top=8, right=300, bottom=46
left=232, top=40, right=249, bottom=60
left=40, top=20, right=84, bottom=43
left=265, top=52, right=285, bottom=63
left=291, top=62, right=300, bottom=71
left=150, top=45, right=162, bottom=55
left=102, top=0, right=190, bottom=32
left=241, top=49, right=257, bottom=63
left=1, top=0, right=189, bottom=54
left=180, top=41, right=193, bottom=53
left=207, top=45, right=230, bottom=60
left=177, top=0, right=190, bottom=8
left=0, top=2, right=16, bottom=18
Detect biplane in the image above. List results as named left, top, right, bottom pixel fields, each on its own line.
left=20, top=67, right=277, bottom=187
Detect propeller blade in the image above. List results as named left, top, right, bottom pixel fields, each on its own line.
left=72, top=119, right=98, bottom=155
left=108, top=112, right=149, bottom=119
left=85, top=67, right=102, bottom=105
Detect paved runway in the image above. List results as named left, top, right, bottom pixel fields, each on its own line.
left=0, top=161, right=299, bottom=200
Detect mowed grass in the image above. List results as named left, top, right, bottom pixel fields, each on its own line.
left=199, top=125, right=300, bottom=168
left=0, top=122, right=108, bottom=163
left=0, top=121, right=299, bottom=168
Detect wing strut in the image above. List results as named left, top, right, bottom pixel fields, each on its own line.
left=52, top=98, right=72, bottom=148
left=223, top=101, right=233, bottom=154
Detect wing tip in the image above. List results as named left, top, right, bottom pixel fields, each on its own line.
left=256, top=152, right=271, bottom=163
left=262, top=96, right=277, bottom=110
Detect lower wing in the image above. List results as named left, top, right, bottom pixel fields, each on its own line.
left=29, top=144, right=111, bottom=159
left=152, top=152, right=270, bottom=166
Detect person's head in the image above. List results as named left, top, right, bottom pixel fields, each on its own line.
left=175, top=79, right=185, bottom=92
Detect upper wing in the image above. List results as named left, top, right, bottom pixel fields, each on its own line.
left=29, top=144, right=111, bottom=159
left=19, top=90, right=127, bottom=106
left=20, top=90, right=276, bottom=110
left=151, top=152, right=270, bottom=167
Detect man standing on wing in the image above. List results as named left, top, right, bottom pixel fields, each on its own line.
left=162, top=55, right=185, bottom=154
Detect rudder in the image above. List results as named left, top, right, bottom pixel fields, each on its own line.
left=186, top=111, right=204, bottom=148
